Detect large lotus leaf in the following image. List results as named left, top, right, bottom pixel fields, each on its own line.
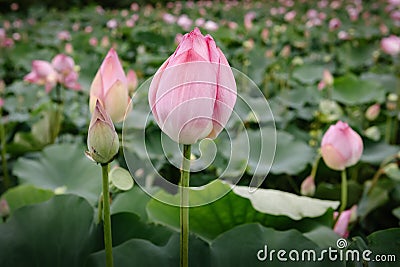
left=367, top=229, right=400, bottom=267
left=147, top=180, right=339, bottom=243
left=111, top=212, right=173, bottom=247
left=210, top=223, right=342, bottom=267
left=87, top=232, right=210, bottom=267
left=13, top=143, right=102, bottom=205
left=333, top=74, right=385, bottom=105
left=361, top=141, right=399, bottom=165
left=0, top=195, right=100, bottom=267
left=292, top=64, right=326, bottom=84
left=232, top=186, right=339, bottom=220
left=1, top=184, right=54, bottom=214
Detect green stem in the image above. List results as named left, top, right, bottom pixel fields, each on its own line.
left=385, top=115, right=392, bottom=144
left=180, top=144, right=191, bottom=267
left=0, top=108, right=10, bottom=190
left=339, top=169, right=348, bottom=213
left=97, top=192, right=103, bottom=224
left=101, top=164, right=113, bottom=267
left=310, top=154, right=321, bottom=179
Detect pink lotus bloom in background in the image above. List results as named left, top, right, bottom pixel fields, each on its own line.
left=24, top=60, right=58, bottom=93
left=148, top=27, right=237, bottom=144
left=381, top=35, right=400, bottom=56
left=333, top=205, right=357, bottom=238
left=204, top=20, right=219, bottom=31
left=321, top=121, right=363, bottom=171
left=57, top=30, right=71, bottom=41
left=329, top=18, right=341, bottom=30
left=52, top=54, right=81, bottom=90
left=177, top=14, right=193, bottom=31
left=284, top=10, right=296, bottom=22
left=90, top=48, right=131, bottom=123
left=244, top=11, right=256, bottom=30
left=300, top=175, right=316, bottom=196
left=127, top=69, right=138, bottom=94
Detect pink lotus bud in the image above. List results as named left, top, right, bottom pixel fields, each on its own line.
left=244, top=11, right=256, bottom=30
left=163, top=13, right=176, bottom=24
left=0, top=98, right=4, bottom=108
left=24, top=60, right=58, bottom=93
left=87, top=100, right=119, bottom=164
left=89, top=37, right=98, bottom=46
left=333, top=205, right=357, bottom=238
left=89, top=48, right=131, bottom=123
left=0, top=198, right=9, bottom=217
left=65, top=43, right=73, bottom=54
left=321, top=121, right=363, bottom=171
left=300, top=176, right=316, bottom=196
left=365, top=103, right=380, bottom=121
left=177, top=14, right=193, bottom=31
left=322, top=69, right=333, bottom=87
left=127, top=69, right=138, bottom=94
left=148, top=27, right=237, bottom=144
left=381, top=35, right=400, bottom=56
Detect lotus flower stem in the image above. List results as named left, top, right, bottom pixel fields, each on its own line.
left=339, top=169, right=348, bottom=213
left=180, top=144, right=191, bottom=267
left=0, top=108, right=10, bottom=189
left=101, top=163, right=114, bottom=267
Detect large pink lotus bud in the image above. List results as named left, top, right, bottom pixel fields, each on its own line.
left=24, top=60, right=58, bottom=93
left=381, top=35, right=400, bottom=56
left=321, top=121, right=363, bottom=171
left=148, top=27, right=237, bottom=144
left=89, top=48, right=131, bottom=123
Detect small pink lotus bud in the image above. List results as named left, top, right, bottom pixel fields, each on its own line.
left=329, top=18, right=341, bottom=31
left=300, top=176, right=316, bottom=196
left=333, top=205, right=357, bottom=238
left=321, top=121, right=363, bottom=171
left=0, top=198, right=10, bottom=217
left=87, top=101, right=119, bottom=164
left=322, top=69, right=333, bottom=87
left=365, top=103, right=380, bottom=121
left=89, top=48, right=131, bottom=123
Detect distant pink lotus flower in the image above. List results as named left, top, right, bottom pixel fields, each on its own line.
left=51, top=54, right=81, bottom=91
left=162, top=13, right=176, bottom=24
left=321, top=121, right=363, bottom=171
left=177, top=14, right=192, bottom=31
left=284, top=10, right=296, bottom=22
left=89, top=48, right=131, bottom=123
left=57, top=30, right=71, bottom=41
left=204, top=20, right=219, bottom=31
left=24, top=60, right=58, bottom=93
left=89, top=37, right=98, bottom=46
left=338, top=31, right=350, bottom=40
left=195, top=18, right=206, bottom=27
left=0, top=98, right=4, bottom=108
left=381, top=35, right=400, bottom=55
left=148, top=28, right=237, bottom=144
left=107, top=19, right=118, bottom=29
left=244, top=11, right=256, bottom=30
left=329, top=18, right=341, bottom=30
